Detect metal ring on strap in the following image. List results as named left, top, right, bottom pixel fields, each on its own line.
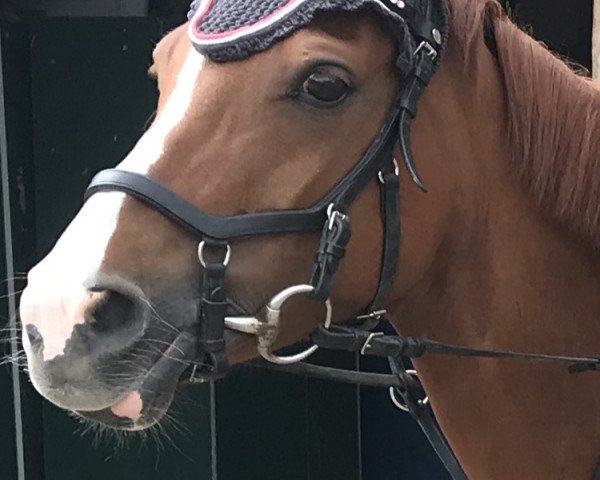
left=198, top=241, right=231, bottom=268
left=389, top=370, right=429, bottom=412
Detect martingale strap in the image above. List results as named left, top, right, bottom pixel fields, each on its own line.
left=388, top=358, right=468, bottom=479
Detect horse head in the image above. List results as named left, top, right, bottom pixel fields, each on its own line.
left=19, top=0, right=600, bottom=477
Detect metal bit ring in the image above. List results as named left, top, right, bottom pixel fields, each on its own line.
left=258, top=284, right=332, bottom=365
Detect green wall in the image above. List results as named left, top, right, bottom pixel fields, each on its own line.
left=0, top=17, right=361, bottom=480
left=1, top=22, right=43, bottom=480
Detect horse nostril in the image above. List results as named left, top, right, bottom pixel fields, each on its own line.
left=87, top=290, right=142, bottom=335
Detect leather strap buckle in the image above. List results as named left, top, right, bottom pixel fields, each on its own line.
left=414, top=40, right=438, bottom=60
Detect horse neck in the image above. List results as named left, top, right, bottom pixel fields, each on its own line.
left=387, top=37, right=600, bottom=479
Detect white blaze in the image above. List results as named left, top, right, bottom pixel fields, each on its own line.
left=120, top=49, right=205, bottom=173
left=22, top=47, right=205, bottom=362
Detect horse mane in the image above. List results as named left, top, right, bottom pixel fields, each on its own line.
left=448, top=0, right=600, bottom=244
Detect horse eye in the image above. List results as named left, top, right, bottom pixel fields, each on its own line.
left=297, top=67, right=352, bottom=108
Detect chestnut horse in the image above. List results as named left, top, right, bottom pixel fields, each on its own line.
left=18, top=0, right=600, bottom=478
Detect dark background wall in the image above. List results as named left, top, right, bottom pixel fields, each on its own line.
left=0, top=0, right=596, bottom=73
left=0, top=1, right=595, bottom=480
left=507, top=0, right=593, bottom=70
left=0, top=17, right=363, bottom=480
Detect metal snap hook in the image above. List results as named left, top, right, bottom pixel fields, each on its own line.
left=389, top=370, right=429, bottom=412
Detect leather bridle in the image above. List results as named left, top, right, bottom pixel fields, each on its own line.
left=87, top=0, right=447, bottom=377
left=83, top=2, right=600, bottom=478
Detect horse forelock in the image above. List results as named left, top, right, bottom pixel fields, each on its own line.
left=449, top=0, right=600, bottom=246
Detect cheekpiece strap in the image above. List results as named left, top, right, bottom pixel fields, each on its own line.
left=368, top=158, right=401, bottom=315
left=196, top=240, right=230, bottom=380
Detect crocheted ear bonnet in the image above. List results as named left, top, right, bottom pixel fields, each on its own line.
left=187, top=0, right=448, bottom=68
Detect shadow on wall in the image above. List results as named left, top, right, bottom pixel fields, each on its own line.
left=507, top=0, right=592, bottom=71
left=0, top=0, right=593, bottom=71
left=0, top=0, right=148, bottom=19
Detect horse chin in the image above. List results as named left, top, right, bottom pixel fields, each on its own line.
left=74, top=388, right=174, bottom=431
left=75, top=330, right=197, bottom=431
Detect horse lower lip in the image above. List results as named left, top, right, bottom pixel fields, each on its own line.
left=110, top=391, right=143, bottom=421
left=76, top=332, right=197, bottom=418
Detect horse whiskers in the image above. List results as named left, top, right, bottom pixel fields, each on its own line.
left=138, top=297, right=181, bottom=335
left=152, top=415, right=192, bottom=461
left=99, top=370, right=143, bottom=379
left=160, top=399, right=193, bottom=436
left=0, top=346, right=26, bottom=367
left=0, top=275, right=28, bottom=286
left=152, top=316, right=181, bottom=335
left=75, top=418, right=131, bottom=452
left=0, top=335, right=22, bottom=345
left=168, top=388, right=206, bottom=409
left=5, top=352, right=26, bottom=363
left=159, top=413, right=191, bottom=439
left=148, top=427, right=165, bottom=464
left=147, top=325, right=184, bottom=339
left=0, top=288, right=25, bottom=301
left=0, top=326, right=21, bottom=335
left=132, top=347, right=190, bottom=366
left=142, top=338, right=186, bottom=356
left=101, top=373, right=144, bottom=385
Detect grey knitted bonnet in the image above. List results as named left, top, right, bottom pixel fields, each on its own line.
left=187, top=0, right=440, bottom=65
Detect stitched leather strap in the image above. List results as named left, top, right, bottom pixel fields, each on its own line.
left=388, top=358, right=469, bottom=480
left=310, top=325, right=600, bottom=369
left=193, top=242, right=230, bottom=380
left=309, top=210, right=352, bottom=301
left=369, top=159, right=401, bottom=313
left=85, top=99, right=402, bottom=241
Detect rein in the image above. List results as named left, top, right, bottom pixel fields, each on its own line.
left=248, top=322, right=600, bottom=480
left=82, top=0, right=600, bottom=478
